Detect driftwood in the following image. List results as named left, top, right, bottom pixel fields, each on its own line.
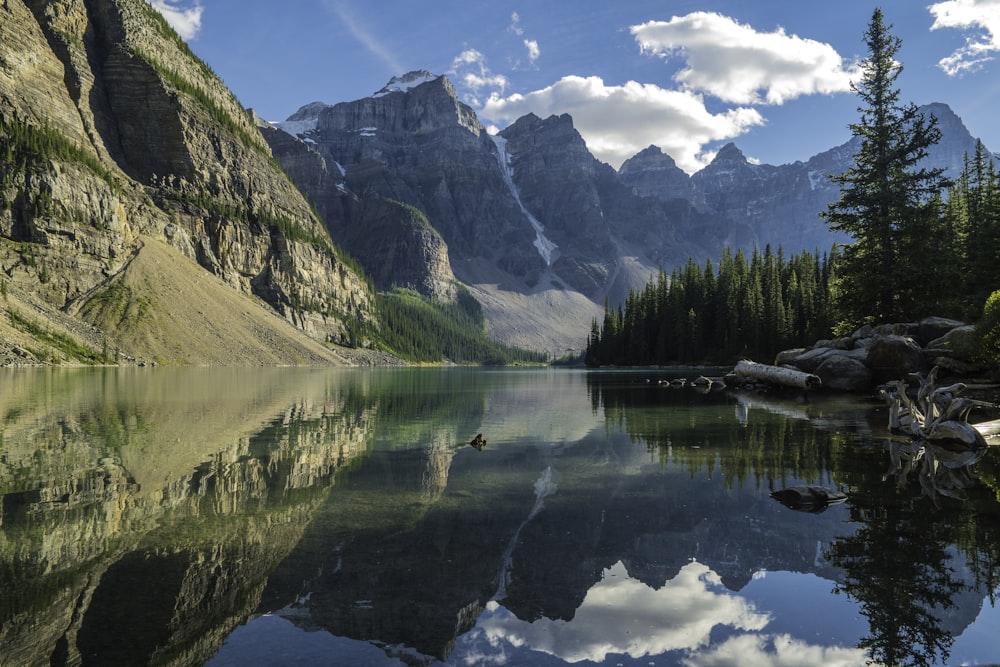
left=734, top=359, right=822, bottom=390
left=880, top=366, right=988, bottom=449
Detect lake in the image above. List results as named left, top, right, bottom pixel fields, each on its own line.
left=1, top=367, right=998, bottom=667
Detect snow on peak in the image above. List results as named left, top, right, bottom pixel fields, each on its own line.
left=271, top=118, right=318, bottom=139
left=373, top=70, right=440, bottom=98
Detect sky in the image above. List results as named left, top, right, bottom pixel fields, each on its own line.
left=146, top=0, right=1000, bottom=174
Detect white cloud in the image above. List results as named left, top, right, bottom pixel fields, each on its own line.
left=481, top=75, right=763, bottom=173
left=630, top=12, right=859, bottom=105
left=524, top=39, right=540, bottom=64
left=929, top=0, right=1000, bottom=75
left=451, top=49, right=509, bottom=107
left=145, top=0, right=202, bottom=41
left=509, top=11, right=524, bottom=36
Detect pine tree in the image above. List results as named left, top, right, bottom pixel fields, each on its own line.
left=822, top=8, right=950, bottom=325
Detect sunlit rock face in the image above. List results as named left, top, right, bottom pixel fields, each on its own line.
left=0, top=0, right=374, bottom=353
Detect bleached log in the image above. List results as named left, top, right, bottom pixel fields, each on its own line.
left=973, top=418, right=1000, bottom=441
left=734, top=360, right=822, bottom=390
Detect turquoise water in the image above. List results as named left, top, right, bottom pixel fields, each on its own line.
left=1, top=367, right=998, bottom=666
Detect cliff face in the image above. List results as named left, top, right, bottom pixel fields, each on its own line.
left=265, top=74, right=734, bottom=353
left=0, top=0, right=375, bottom=364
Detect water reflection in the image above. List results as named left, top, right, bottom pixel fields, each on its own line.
left=0, top=368, right=998, bottom=667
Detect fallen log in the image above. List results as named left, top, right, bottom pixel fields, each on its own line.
left=734, top=360, right=822, bottom=390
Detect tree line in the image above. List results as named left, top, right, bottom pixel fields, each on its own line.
left=585, top=246, right=838, bottom=366
left=586, top=8, right=1000, bottom=369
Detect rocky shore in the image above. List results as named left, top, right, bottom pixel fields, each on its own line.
left=771, top=316, right=992, bottom=393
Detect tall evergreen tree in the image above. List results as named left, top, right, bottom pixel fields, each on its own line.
left=822, top=8, right=950, bottom=325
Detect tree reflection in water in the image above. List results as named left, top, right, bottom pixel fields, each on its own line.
left=827, top=433, right=1000, bottom=667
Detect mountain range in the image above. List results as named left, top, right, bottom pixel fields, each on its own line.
left=1, top=0, right=993, bottom=363
left=265, top=71, right=993, bottom=356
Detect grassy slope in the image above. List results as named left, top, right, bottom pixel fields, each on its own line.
left=73, top=237, right=352, bottom=366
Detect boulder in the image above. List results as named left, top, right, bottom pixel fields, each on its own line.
left=815, top=354, right=873, bottom=392
left=926, top=325, right=978, bottom=362
left=916, top=316, right=966, bottom=346
left=864, top=334, right=928, bottom=384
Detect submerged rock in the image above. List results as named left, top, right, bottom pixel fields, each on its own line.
left=769, top=486, right=848, bottom=513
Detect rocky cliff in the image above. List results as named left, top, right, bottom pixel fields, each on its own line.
left=0, top=0, right=375, bottom=365
left=267, top=72, right=992, bottom=356
left=266, top=73, right=728, bottom=354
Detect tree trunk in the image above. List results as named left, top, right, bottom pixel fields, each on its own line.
left=734, top=360, right=822, bottom=390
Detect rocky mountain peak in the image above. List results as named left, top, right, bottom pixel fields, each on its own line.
left=618, top=145, right=701, bottom=205
left=620, top=145, right=678, bottom=172
left=286, top=101, right=329, bottom=122
left=316, top=71, right=484, bottom=139
left=708, top=142, right=749, bottom=167
left=373, top=70, right=442, bottom=97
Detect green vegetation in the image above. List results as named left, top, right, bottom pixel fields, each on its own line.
left=80, top=282, right=150, bottom=333
left=6, top=307, right=104, bottom=364
left=944, top=141, right=1000, bottom=320
left=977, top=290, right=1000, bottom=368
left=586, top=9, right=999, bottom=369
left=375, top=286, right=545, bottom=364
left=133, top=48, right=269, bottom=160
left=822, top=9, right=951, bottom=325
left=0, top=115, right=118, bottom=212
left=129, top=0, right=268, bottom=161
left=585, top=246, right=837, bottom=366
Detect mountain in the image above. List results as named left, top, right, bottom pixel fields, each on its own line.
left=266, top=72, right=736, bottom=355
left=628, top=101, right=989, bottom=255
left=0, top=0, right=375, bottom=365
left=267, top=75, right=995, bottom=355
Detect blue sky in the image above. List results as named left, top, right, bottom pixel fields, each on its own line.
left=148, top=0, right=1000, bottom=173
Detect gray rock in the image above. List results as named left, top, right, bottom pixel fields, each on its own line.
left=926, top=325, right=978, bottom=361
left=865, top=335, right=928, bottom=383
left=917, top=316, right=967, bottom=345
left=815, top=354, right=873, bottom=392
left=852, top=324, right=875, bottom=340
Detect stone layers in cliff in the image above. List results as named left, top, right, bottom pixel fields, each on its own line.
left=0, top=0, right=375, bottom=364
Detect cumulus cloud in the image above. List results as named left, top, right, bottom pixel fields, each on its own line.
left=929, top=0, right=1000, bottom=75
left=630, top=12, right=859, bottom=105
left=451, top=561, right=867, bottom=666
left=481, top=75, right=763, bottom=172
left=145, top=0, right=202, bottom=41
left=474, top=11, right=857, bottom=172
left=451, top=49, right=509, bottom=106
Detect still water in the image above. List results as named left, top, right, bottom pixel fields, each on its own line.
left=1, top=367, right=999, bottom=667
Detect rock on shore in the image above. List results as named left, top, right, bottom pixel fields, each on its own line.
left=775, top=317, right=986, bottom=392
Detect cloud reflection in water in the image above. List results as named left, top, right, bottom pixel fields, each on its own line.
left=455, top=560, right=868, bottom=666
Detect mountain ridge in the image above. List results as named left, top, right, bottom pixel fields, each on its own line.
left=1, top=0, right=377, bottom=365
left=266, top=70, right=994, bottom=356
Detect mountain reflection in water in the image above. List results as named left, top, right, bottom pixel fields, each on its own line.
left=1, top=368, right=998, bottom=667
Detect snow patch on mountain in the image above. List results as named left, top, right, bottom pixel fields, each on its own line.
left=272, top=118, right=318, bottom=139
left=491, top=134, right=558, bottom=266
left=374, top=70, right=439, bottom=97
